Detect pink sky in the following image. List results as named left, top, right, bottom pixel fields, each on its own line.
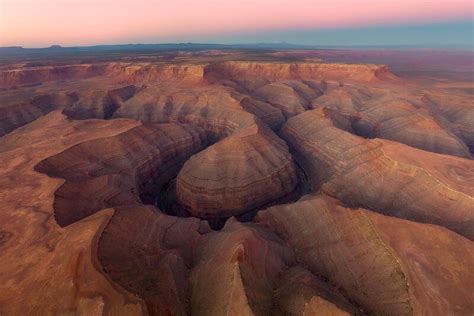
left=0, top=0, right=472, bottom=47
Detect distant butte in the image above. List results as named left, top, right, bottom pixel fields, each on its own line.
left=0, top=49, right=473, bottom=315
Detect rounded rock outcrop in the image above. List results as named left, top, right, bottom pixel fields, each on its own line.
left=176, top=124, right=298, bottom=218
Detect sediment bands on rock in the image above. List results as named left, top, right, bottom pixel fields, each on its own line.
left=35, top=123, right=209, bottom=226
left=176, top=124, right=298, bottom=218
left=205, top=61, right=397, bottom=88
left=2, top=53, right=474, bottom=316
left=312, top=84, right=471, bottom=158
left=98, top=193, right=474, bottom=315
left=112, top=85, right=260, bottom=138
left=1, top=60, right=394, bottom=87
left=256, top=194, right=474, bottom=315
left=280, top=108, right=474, bottom=239
left=98, top=205, right=359, bottom=315
left=98, top=205, right=209, bottom=315
left=0, top=63, right=204, bottom=87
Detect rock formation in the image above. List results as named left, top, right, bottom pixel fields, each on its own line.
left=280, top=108, right=474, bottom=239
left=253, top=80, right=321, bottom=117
left=176, top=124, right=298, bottom=218
left=422, top=92, right=474, bottom=153
left=190, top=219, right=295, bottom=315
left=1, top=50, right=473, bottom=315
left=35, top=123, right=209, bottom=226
left=205, top=61, right=397, bottom=90
left=98, top=205, right=209, bottom=315
left=312, top=84, right=472, bottom=157
left=274, top=266, right=357, bottom=315
left=0, top=63, right=204, bottom=87
left=0, top=92, right=77, bottom=136
left=256, top=194, right=474, bottom=315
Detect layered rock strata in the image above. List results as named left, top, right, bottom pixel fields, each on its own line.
left=312, top=84, right=471, bottom=158
left=280, top=108, right=474, bottom=239
left=1, top=54, right=473, bottom=316
left=176, top=124, right=298, bottom=218
left=205, top=61, right=397, bottom=90
left=256, top=195, right=474, bottom=315
left=35, top=123, right=209, bottom=226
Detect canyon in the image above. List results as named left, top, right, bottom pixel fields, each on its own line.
left=0, top=49, right=473, bottom=315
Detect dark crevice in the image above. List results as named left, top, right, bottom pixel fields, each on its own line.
left=102, top=96, right=120, bottom=119
left=35, top=90, right=310, bottom=233
left=0, top=94, right=61, bottom=137
left=155, top=177, right=230, bottom=231
left=34, top=123, right=214, bottom=228
left=153, top=145, right=309, bottom=231
left=351, top=120, right=379, bottom=139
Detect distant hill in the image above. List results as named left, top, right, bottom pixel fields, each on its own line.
left=0, top=43, right=320, bottom=58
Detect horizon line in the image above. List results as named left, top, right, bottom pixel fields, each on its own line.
left=2, top=41, right=474, bottom=50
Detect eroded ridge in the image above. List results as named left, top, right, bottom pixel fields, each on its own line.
left=176, top=124, right=298, bottom=218
left=280, top=107, right=474, bottom=239
left=2, top=54, right=474, bottom=315
left=97, top=205, right=360, bottom=315
left=35, top=123, right=210, bottom=226
left=256, top=195, right=474, bottom=315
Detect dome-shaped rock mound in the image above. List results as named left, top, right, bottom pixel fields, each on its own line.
left=176, top=124, right=298, bottom=218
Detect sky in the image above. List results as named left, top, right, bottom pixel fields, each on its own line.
left=0, top=0, right=473, bottom=48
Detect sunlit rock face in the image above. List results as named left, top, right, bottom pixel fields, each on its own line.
left=256, top=194, right=474, bottom=315
left=176, top=124, right=298, bottom=218
left=280, top=108, right=474, bottom=239
left=0, top=50, right=473, bottom=315
left=35, top=123, right=210, bottom=226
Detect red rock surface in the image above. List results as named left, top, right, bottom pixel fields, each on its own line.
left=0, top=50, right=472, bottom=315
left=281, top=108, right=474, bottom=239
left=176, top=124, right=298, bottom=218
left=35, top=123, right=209, bottom=226
left=205, top=61, right=397, bottom=90
left=312, top=83, right=471, bottom=157
left=256, top=194, right=474, bottom=315
left=0, top=63, right=204, bottom=87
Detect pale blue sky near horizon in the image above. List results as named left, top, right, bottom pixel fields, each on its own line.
left=12, top=20, right=473, bottom=49
left=159, top=21, right=474, bottom=49
left=7, top=20, right=472, bottom=49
